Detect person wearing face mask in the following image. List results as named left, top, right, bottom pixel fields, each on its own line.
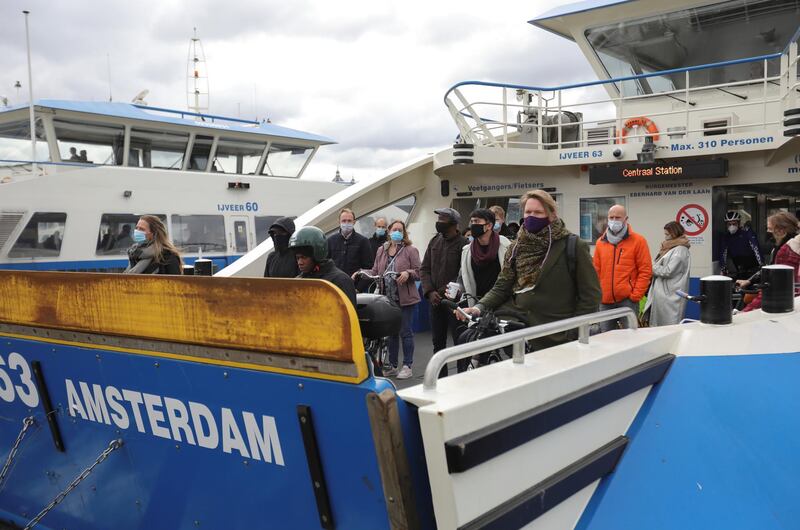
left=421, top=208, right=468, bottom=373
left=452, top=208, right=512, bottom=371
left=368, top=217, right=388, bottom=258
left=742, top=212, right=800, bottom=312
left=736, top=212, right=797, bottom=291
left=719, top=210, right=762, bottom=279
left=593, top=204, right=652, bottom=332
left=264, top=216, right=299, bottom=278
left=124, top=215, right=183, bottom=274
left=326, top=208, right=375, bottom=277
left=457, top=191, right=600, bottom=351
left=489, top=205, right=513, bottom=238
left=355, top=220, right=421, bottom=379
left=643, top=221, right=691, bottom=326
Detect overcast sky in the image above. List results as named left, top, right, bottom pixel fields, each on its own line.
left=0, top=0, right=592, bottom=181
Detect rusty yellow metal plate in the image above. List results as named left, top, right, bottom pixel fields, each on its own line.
left=0, top=271, right=366, bottom=380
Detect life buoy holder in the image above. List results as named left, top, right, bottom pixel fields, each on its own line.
left=619, top=117, right=659, bottom=143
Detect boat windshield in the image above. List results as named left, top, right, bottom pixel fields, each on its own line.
left=585, top=0, right=795, bottom=96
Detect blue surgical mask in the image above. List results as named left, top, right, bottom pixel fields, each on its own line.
left=390, top=230, right=403, bottom=242
left=133, top=229, right=147, bottom=243
left=494, top=221, right=502, bottom=232
left=375, top=228, right=386, bottom=237
left=468, top=235, right=474, bottom=243
left=340, top=222, right=354, bottom=234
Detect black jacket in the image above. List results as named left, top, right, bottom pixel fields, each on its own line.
left=264, top=217, right=299, bottom=278
left=326, top=230, right=374, bottom=277
left=299, top=259, right=357, bottom=308
left=420, top=232, right=468, bottom=297
left=126, top=245, right=182, bottom=275
left=264, top=250, right=299, bottom=278
left=368, top=233, right=386, bottom=259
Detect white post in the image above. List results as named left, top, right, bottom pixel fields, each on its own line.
left=23, top=11, right=37, bottom=175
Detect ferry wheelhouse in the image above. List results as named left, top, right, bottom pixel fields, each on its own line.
left=0, top=100, right=340, bottom=272
left=223, top=0, right=800, bottom=318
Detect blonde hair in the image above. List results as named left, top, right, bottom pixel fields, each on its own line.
left=489, top=205, right=505, bottom=220
left=769, top=212, right=799, bottom=238
left=339, top=208, right=355, bottom=220
left=388, top=219, right=412, bottom=246
left=520, top=190, right=558, bottom=217
left=139, top=215, right=183, bottom=271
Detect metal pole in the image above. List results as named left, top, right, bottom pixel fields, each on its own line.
left=23, top=10, right=37, bottom=175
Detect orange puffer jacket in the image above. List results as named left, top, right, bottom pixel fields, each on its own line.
left=593, top=225, right=653, bottom=304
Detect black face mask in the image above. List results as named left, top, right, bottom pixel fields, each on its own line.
left=271, top=233, right=291, bottom=251
left=435, top=221, right=452, bottom=234
left=469, top=223, right=486, bottom=238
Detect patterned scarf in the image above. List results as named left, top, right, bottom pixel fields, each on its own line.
left=656, top=235, right=690, bottom=261
left=499, top=218, right=570, bottom=291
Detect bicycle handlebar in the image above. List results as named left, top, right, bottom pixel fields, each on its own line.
left=441, top=298, right=473, bottom=320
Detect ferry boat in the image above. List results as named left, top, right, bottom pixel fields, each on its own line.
left=0, top=99, right=341, bottom=272
left=1, top=1, right=800, bottom=529
left=223, top=0, right=800, bottom=321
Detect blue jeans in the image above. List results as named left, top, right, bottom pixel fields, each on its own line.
left=389, top=305, right=415, bottom=368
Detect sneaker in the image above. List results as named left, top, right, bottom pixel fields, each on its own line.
left=397, top=365, right=413, bottom=379
left=382, top=365, right=398, bottom=377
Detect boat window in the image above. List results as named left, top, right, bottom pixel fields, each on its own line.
left=255, top=215, right=281, bottom=244
left=8, top=212, right=67, bottom=258
left=96, top=213, right=166, bottom=255
left=212, top=138, right=266, bottom=174
left=0, top=119, right=49, bottom=165
left=128, top=129, right=188, bottom=169
left=353, top=195, right=417, bottom=238
left=53, top=119, right=124, bottom=165
left=188, top=135, right=214, bottom=171
left=171, top=214, right=226, bottom=253
left=579, top=197, right=626, bottom=244
left=262, top=144, right=313, bottom=178
left=585, top=0, right=792, bottom=96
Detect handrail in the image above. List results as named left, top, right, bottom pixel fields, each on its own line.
left=422, top=308, right=637, bottom=391
left=132, top=104, right=261, bottom=126
left=443, top=52, right=782, bottom=105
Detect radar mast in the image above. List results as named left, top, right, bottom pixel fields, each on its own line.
left=186, top=28, right=210, bottom=114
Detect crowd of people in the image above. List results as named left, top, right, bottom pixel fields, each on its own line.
left=122, top=193, right=800, bottom=380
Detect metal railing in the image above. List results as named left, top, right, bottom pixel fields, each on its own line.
left=444, top=43, right=799, bottom=150
left=422, top=308, right=637, bottom=391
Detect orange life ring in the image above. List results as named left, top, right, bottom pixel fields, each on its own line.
left=619, top=117, right=659, bottom=143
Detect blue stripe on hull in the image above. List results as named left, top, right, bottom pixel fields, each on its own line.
left=578, top=353, right=800, bottom=529
left=0, top=255, right=241, bottom=272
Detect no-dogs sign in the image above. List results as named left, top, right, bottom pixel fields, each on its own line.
left=677, top=204, right=709, bottom=236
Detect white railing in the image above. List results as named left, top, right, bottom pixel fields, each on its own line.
left=445, top=44, right=799, bottom=151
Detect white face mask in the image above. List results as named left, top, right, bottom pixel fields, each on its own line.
left=340, top=222, right=354, bottom=234
left=727, top=225, right=738, bottom=234
left=607, top=220, right=624, bottom=233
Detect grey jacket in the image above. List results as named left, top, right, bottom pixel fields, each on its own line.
left=644, top=246, right=691, bottom=326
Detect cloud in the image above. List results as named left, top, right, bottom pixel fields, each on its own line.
left=0, top=0, right=595, bottom=181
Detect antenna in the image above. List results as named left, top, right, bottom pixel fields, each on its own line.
left=106, top=53, right=113, bottom=102
left=22, top=11, right=36, bottom=175
left=186, top=27, right=210, bottom=114
left=132, top=89, right=150, bottom=105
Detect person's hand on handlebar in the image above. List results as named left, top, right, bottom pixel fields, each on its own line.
left=351, top=270, right=364, bottom=280
left=456, top=306, right=481, bottom=322
left=735, top=279, right=751, bottom=289
left=396, top=271, right=410, bottom=285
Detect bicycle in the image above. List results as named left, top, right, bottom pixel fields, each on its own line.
left=441, top=298, right=528, bottom=370
left=354, top=271, right=401, bottom=377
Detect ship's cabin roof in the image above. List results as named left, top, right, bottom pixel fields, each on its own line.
left=0, top=100, right=333, bottom=178
left=531, top=0, right=799, bottom=96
